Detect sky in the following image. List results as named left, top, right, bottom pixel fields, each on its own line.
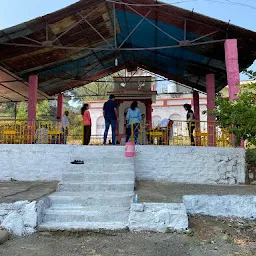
left=0, top=0, right=255, bottom=81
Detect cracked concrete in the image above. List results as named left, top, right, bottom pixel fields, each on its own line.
left=0, top=181, right=58, bottom=204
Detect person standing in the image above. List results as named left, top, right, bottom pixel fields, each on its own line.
left=183, top=103, right=195, bottom=146
left=103, top=95, right=118, bottom=145
left=81, top=103, right=91, bottom=145
left=61, top=111, right=69, bottom=144
left=126, top=101, right=142, bottom=144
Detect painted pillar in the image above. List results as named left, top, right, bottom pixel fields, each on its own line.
left=28, top=75, right=38, bottom=121
left=146, top=99, right=152, bottom=129
left=224, top=39, right=240, bottom=100
left=28, top=75, right=38, bottom=144
left=225, top=39, right=244, bottom=147
left=206, top=74, right=216, bottom=147
left=56, top=93, right=64, bottom=119
left=193, top=91, right=201, bottom=146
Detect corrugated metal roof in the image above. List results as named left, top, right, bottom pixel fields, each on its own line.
left=0, top=0, right=255, bottom=99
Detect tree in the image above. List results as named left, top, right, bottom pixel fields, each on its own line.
left=70, top=70, right=125, bottom=103
left=212, top=70, right=256, bottom=146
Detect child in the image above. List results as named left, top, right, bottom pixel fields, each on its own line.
left=81, top=103, right=91, bottom=145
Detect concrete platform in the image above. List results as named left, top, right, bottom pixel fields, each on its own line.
left=135, top=181, right=256, bottom=203
left=0, top=181, right=58, bottom=203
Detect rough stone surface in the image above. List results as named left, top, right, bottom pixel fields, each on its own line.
left=1, top=212, right=25, bottom=236
left=0, top=200, right=43, bottom=236
left=0, top=145, right=246, bottom=185
left=246, top=165, right=256, bottom=185
left=129, top=203, right=188, bottom=232
left=183, top=195, right=256, bottom=219
left=135, top=146, right=245, bottom=185
left=0, top=229, right=9, bottom=244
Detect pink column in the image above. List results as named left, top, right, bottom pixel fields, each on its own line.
left=28, top=75, right=38, bottom=121
left=193, top=91, right=201, bottom=146
left=28, top=75, right=38, bottom=143
left=225, top=39, right=244, bottom=147
left=56, top=93, right=64, bottom=119
left=206, top=74, right=216, bottom=147
left=225, top=39, right=240, bottom=100
left=146, top=100, right=152, bottom=129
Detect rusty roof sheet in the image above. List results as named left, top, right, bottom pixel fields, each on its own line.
left=0, top=0, right=255, bottom=100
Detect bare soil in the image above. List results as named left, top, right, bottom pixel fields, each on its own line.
left=0, top=216, right=255, bottom=256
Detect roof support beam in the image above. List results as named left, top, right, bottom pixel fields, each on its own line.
left=190, top=30, right=221, bottom=43
left=184, top=19, right=187, bottom=41
left=0, top=83, right=28, bottom=100
left=123, top=2, right=180, bottom=43
left=51, top=2, right=105, bottom=44
left=77, top=12, right=114, bottom=49
left=118, top=10, right=151, bottom=49
left=0, top=38, right=227, bottom=51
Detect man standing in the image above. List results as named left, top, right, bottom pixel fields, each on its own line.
left=103, top=95, right=118, bottom=145
left=62, top=111, right=69, bottom=144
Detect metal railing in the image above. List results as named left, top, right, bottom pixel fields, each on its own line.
left=0, top=119, right=232, bottom=147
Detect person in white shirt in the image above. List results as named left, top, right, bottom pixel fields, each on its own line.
left=61, top=111, right=69, bottom=144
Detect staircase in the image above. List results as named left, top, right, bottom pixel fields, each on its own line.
left=39, top=147, right=135, bottom=231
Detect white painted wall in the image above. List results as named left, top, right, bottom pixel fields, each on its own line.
left=183, top=195, right=256, bottom=219
left=129, top=203, right=188, bottom=232
left=135, top=146, right=245, bottom=185
left=0, top=145, right=245, bottom=185
left=88, top=98, right=207, bottom=135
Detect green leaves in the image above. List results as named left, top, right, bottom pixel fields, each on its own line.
left=212, top=78, right=256, bottom=147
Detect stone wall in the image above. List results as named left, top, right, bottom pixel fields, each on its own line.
left=135, top=146, right=245, bottom=185
left=0, top=198, right=48, bottom=236
left=183, top=195, right=256, bottom=219
left=0, top=145, right=246, bottom=185
left=129, top=203, right=188, bottom=232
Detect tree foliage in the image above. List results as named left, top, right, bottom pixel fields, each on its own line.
left=70, top=71, right=125, bottom=103
left=71, top=76, right=114, bottom=103
left=212, top=70, right=256, bottom=146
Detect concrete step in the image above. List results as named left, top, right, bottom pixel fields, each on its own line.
left=58, top=182, right=134, bottom=192
left=49, top=192, right=133, bottom=207
left=67, top=163, right=134, bottom=173
left=39, top=221, right=128, bottom=231
left=43, top=207, right=130, bottom=223
left=62, top=172, right=135, bottom=183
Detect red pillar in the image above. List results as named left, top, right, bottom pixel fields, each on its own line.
left=28, top=75, right=38, bottom=121
left=193, top=91, right=201, bottom=146
left=146, top=100, right=152, bottom=129
left=206, top=74, right=216, bottom=147
left=56, top=93, right=64, bottom=119
left=225, top=39, right=240, bottom=100
left=225, top=39, right=244, bottom=147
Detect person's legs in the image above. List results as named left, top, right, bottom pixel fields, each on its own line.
left=84, top=125, right=91, bottom=145
left=134, top=123, right=139, bottom=144
left=88, top=125, right=91, bottom=145
left=83, top=126, right=86, bottom=145
left=188, top=124, right=195, bottom=146
left=111, top=120, right=116, bottom=145
left=190, top=125, right=195, bottom=146
left=103, top=120, right=110, bottom=145
left=63, top=128, right=68, bottom=144
left=126, top=125, right=131, bottom=142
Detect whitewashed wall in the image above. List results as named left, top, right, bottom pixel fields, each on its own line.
left=0, top=145, right=245, bottom=185
left=135, top=146, right=245, bottom=185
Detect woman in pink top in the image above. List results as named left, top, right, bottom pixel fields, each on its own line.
left=81, top=103, right=91, bottom=145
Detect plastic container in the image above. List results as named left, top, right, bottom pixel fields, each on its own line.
left=125, top=142, right=135, bottom=157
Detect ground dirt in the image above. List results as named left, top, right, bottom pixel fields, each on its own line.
left=0, top=216, right=255, bottom=256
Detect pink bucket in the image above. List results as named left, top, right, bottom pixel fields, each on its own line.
left=125, top=142, right=135, bottom=157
